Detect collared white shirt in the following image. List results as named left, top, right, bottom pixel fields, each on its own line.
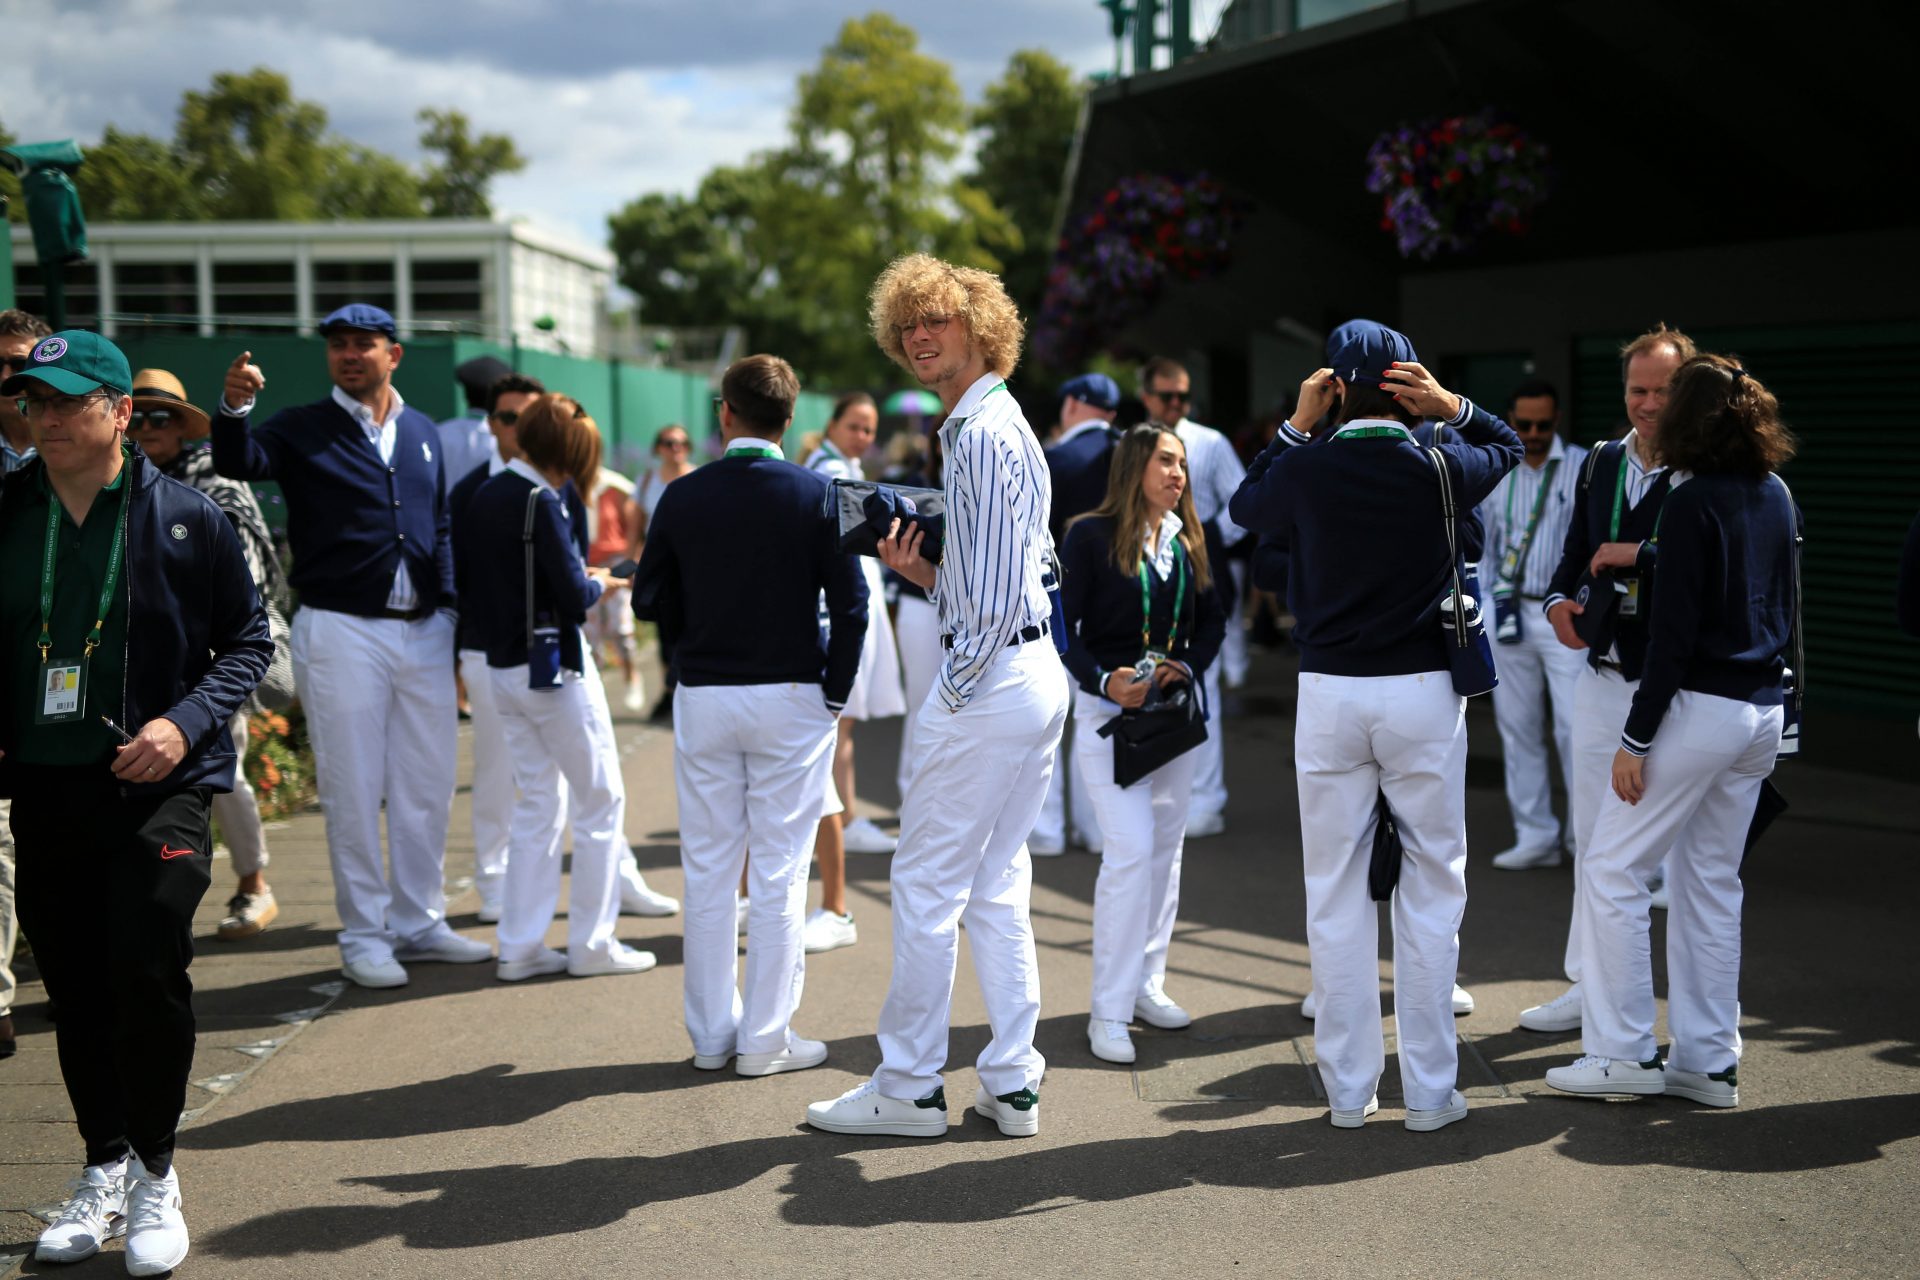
left=1481, top=434, right=1587, bottom=598
left=1143, top=509, right=1183, bottom=579
left=804, top=438, right=863, bottom=484
left=1166, top=417, right=1247, bottom=545
left=1051, top=417, right=1113, bottom=449
left=506, top=455, right=552, bottom=492
left=331, top=384, right=420, bottom=610
left=436, top=410, right=498, bottom=498
left=1, top=437, right=35, bottom=474
left=1621, top=430, right=1668, bottom=508
left=932, top=372, right=1054, bottom=711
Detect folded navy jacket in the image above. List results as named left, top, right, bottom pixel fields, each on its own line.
left=826, top=479, right=947, bottom=565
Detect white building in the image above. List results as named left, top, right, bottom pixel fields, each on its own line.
left=7, top=217, right=615, bottom=356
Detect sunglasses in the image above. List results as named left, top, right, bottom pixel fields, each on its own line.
left=1512, top=417, right=1556, bottom=432
left=491, top=409, right=521, bottom=426
left=0, top=356, right=30, bottom=378
left=657, top=436, right=690, bottom=450
left=1146, top=387, right=1190, bottom=404
left=128, top=408, right=179, bottom=429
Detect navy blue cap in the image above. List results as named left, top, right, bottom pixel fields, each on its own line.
left=1059, top=372, right=1121, bottom=413
left=1325, top=319, right=1417, bottom=389
left=318, top=303, right=398, bottom=339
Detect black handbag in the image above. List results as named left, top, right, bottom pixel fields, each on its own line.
left=825, top=478, right=946, bottom=563
left=1369, top=789, right=1402, bottom=901
left=1096, top=674, right=1209, bottom=788
left=1424, top=447, right=1499, bottom=697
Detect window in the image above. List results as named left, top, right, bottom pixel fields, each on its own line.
left=11, top=261, right=101, bottom=330
left=411, top=259, right=485, bottom=331
left=213, top=260, right=298, bottom=331
left=1293, top=0, right=1394, bottom=30
left=313, top=260, right=396, bottom=315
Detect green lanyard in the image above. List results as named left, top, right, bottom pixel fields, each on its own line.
left=724, top=440, right=783, bottom=460
left=38, top=468, right=130, bottom=664
left=1608, top=440, right=1667, bottom=541
left=1330, top=423, right=1416, bottom=443
left=1500, top=457, right=1561, bottom=585
left=1140, top=538, right=1186, bottom=656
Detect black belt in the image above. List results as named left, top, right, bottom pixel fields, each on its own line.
left=1595, top=656, right=1622, bottom=672
left=369, top=604, right=439, bottom=623
left=941, top=620, right=1049, bottom=650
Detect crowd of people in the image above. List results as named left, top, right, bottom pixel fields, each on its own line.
left=0, top=248, right=1826, bottom=1269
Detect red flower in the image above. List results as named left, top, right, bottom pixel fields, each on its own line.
left=1447, top=167, right=1463, bottom=185
left=1400, top=171, right=1414, bottom=187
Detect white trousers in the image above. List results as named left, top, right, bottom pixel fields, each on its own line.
left=1296, top=671, right=1468, bottom=1112
left=459, top=649, right=514, bottom=904
left=1073, top=694, right=1196, bottom=1020
left=843, top=558, right=907, bottom=721
left=212, top=709, right=270, bottom=878
left=1187, top=664, right=1228, bottom=822
left=490, top=661, right=627, bottom=966
left=893, top=595, right=944, bottom=800
left=876, top=640, right=1067, bottom=1100
left=0, top=799, right=14, bottom=1016
left=674, top=683, right=836, bottom=1057
left=1034, top=709, right=1101, bottom=847
left=1563, top=665, right=1641, bottom=983
left=1578, top=691, right=1780, bottom=1068
left=292, top=608, right=457, bottom=966
left=1221, top=560, right=1250, bottom=687
left=1490, top=606, right=1584, bottom=853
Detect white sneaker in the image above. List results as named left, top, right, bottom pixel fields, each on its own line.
left=1491, top=844, right=1563, bottom=870
left=394, top=929, right=493, bottom=965
left=1648, top=876, right=1671, bottom=911
left=1666, top=1065, right=1739, bottom=1107
left=1405, top=1089, right=1469, bottom=1132
left=973, top=1084, right=1041, bottom=1137
left=1134, top=983, right=1192, bottom=1030
left=342, top=957, right=409, bottom=989
left=1329, top=1095, right=1379, bottom=1129
left=1519, top=984, right=1583, bottom=1032
left=806, top=1079, right=949, bottom=1137
left=1185, top=810, right=1226, bottom=839
left=497, top=948, right=569, bottom=983
left=623, top=680, right=646, bottom=713
left=801, top=908, right=858, bottom=954
left=692, top=1048, right=735, bottom=1071
left=1452, top=984, right=1476, bottom=1016
left=1088, top=1017, right=1136, bottom=1064
left=1028, top=831, right=1066, bottom=857
left=735, top=896, right=750, bottom=936
left=1546, top=1053, right=1666, bottom=1097
left=842, top=817, right=897, bottom=855
left=620, top=877, right=681, bottom=917
left=124, top=1158, right=189, bottom=1277
left=35, top=1160, right=128, bottom=1262
left=476, top=900, right=503, bottom=925
left=1301, top=990, right=1317, bottom=1019
left=737, top=1035, right=828, bottom=1077
left=1075, top=828, right=1105, bottom=855
left=568, top=943, right=658, bottom=977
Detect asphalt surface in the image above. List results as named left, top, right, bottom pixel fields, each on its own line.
left=4, top=645, right=1918, bottom=1279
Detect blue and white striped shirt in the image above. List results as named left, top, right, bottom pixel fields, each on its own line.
left=1168, top=417, right=1248, bottom=545
left=932, top=373, right=1054, bottom=711
left=1481, top=435, right=1587, bottom=598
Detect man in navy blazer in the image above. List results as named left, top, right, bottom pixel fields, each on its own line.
left=214, top=304, right=489, bottom=990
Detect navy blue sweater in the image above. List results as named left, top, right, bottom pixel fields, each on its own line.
left=1623, top=472, right=1798, bottom=753
left=1060, top=514, right=1226, bottom=697
left=1544, top=439, right=1671, bottom=679
left=0, top=452, right=272, bottom=796
left=449, top=463, right=587, bottom=653
left=458, top=466, right=604, bottom=673
left=212, top=399, right=454, bottom=616
left=1228, top=403, right=1522, bottom=677
left=1046, top=424, right=1118, bottom=545
left=632, top=453, right=867, bottom=704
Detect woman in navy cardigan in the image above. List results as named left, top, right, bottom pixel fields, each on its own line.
left=1548, top=355, right=1798, bottom=1109
left=1060, top=425, right=1225, bottom=1067
left=460, top=396, right=656, bottom=983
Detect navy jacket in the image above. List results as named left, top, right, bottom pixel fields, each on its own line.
left=1543, top=439, right=1671, bottom=680
left=0, top=451, right=272, bottom=796
left=459, top=466, right=604, bottom=673
left=1623, top=472, right=1798, bottom=753
left=1045, top=423, right=1119, bottom=545
left=1228, top=403, right=1522, bottom=677
left=448, top=462, right=588, bottom=654
left=211, top=398, right=454, bottom=616
left=1060, top=514, right=1226, bottom=697
left=632, top=452, right=867, bottom=705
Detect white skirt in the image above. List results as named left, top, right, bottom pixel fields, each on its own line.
left=842, top=556, right=908, bottom=721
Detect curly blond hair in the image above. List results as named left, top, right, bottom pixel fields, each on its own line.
left=870, top=254, right=1024, bottom=379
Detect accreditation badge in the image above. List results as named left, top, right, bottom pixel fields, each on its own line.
left=36, top=655, right=87, bottom=724
left=1618, top=575, right=1642, bottom=619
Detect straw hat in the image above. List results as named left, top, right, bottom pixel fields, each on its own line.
left=129, top=368, right=212, bottom=438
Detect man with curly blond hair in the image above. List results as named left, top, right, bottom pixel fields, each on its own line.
left=807, top=254, right=1068, bottom=1141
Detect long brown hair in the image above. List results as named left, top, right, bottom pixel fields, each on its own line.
left=517, top=393, right=603, bottom=495
left=1656, top=354, right=1796, bottom=477
left=1074, top=426, right=1212, bottom=589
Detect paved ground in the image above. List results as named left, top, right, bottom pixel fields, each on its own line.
left=4, top=646, right=1918, bottom=1279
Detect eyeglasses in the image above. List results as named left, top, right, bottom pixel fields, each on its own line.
left=15, top=392, right=112, bottom=421
left=128, top=409, right=178, bottom=430
left=657, top=436, right=690, bottom=450
left=0, top=356, right=31, bottom=379
left=1512, top=417, right=1556, bottom=432
left=891, top=315, right=952, bottom=340
left=1145, top=387, right=1190, bottom=404
left=713, top=397, right=732, bottom=416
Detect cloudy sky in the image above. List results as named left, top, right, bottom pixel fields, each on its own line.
left=2, top=0, right=1140, bottom=248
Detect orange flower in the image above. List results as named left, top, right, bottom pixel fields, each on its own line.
left=267, top=714, right=291, bottom=736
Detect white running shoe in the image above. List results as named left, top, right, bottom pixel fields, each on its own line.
left=973, top=1084, right=1041, bottom=1137
left=801, top=908, right=858, bottom=954
left=1301, top=990, right=1317, bottom=1020
left=1546, top=1053, right=1666, bottom=1097
left=620, top=877, right=681, bottom=917
left=1088, top=1017, right=1136, bottom=1064
left=35, top=1160, right=128, bottom=1263
left=806, top=1079, right=949, bottom=1137
left=1519, top=984, right=1583, bottom=1032
left=497, top=948, right=569, bottom=983
left=394, top=928, right=493, bottom=965
left=1491, top=844, right=1563, bottom=870
left=1452, top=984, right=1476, bottom=1016
left=1329, top=1095, right=1379, bottom=1129
left=1134, top=981, right=1192, bottom=1030
left=1185, top=811, right=1226, bottom=839
left=567, top=943, right=658, bottom=977
left=1665, top=1065, right=1739, bottom=1107
left=342, top=957, right=409, bottom=989
left=1405, top=1089, right=1470, bottom=1132
left=124, top=1158, right=189, bottom=1277
left=737, top=1035, right=829, bottom=1077
left=623, top=679, right=646, bottom=713
left=842, top=817, right=898, bottom=855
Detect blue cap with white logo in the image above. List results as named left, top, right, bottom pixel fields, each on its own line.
left=318, top=303, right=398, bottom=339
left=1325, top=319, right=1418, bottom=389
left=1059, top=372, right=1121, bottom=412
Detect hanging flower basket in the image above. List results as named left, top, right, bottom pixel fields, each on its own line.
left=1033, top=173, right=1244, bottom=369
left=1366, top=112, right=1550, bottom=260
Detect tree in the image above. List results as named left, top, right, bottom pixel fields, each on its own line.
left=419, top=109, right=526, bottom=218
left=76, top=127, right=209, bottom=221
left=969, top=49, right=1086, bottom=323
left=0, top=121, right=21, bottom=222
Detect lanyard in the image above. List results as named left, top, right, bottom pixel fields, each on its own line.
left=724, top=440, right=783, bottom=459
left=1609, top=440, right=1667, bottom=541
left=1330, top=423, right=1415, bottom=443
left=1501, top=457, right=1561, bottom=585
left=1140, top=537, right=1186, bottom=655
left=38, top=468, right=130, bottom=664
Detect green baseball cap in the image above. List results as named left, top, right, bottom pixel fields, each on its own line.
left=0, top=330, right=133, bottom=398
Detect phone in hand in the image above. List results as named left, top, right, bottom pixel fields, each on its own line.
left=607, top=558, right=639, bottom=579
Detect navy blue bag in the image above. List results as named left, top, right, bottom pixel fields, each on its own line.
left=1425, top=446, right=1499, bottom=698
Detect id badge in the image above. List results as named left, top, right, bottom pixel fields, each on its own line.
left=1498, top=548, right=1520, bottom=583
left=1492, top=588, right=1522, bottom=645
left=1619, top=576, right=1642, bottom=619
left=36, top=656, right=87, bottom=724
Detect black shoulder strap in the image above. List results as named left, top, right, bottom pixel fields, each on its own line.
left=1775, top=474, right=1805, bottom=713
left=523, top=486, right=543, bottom=646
